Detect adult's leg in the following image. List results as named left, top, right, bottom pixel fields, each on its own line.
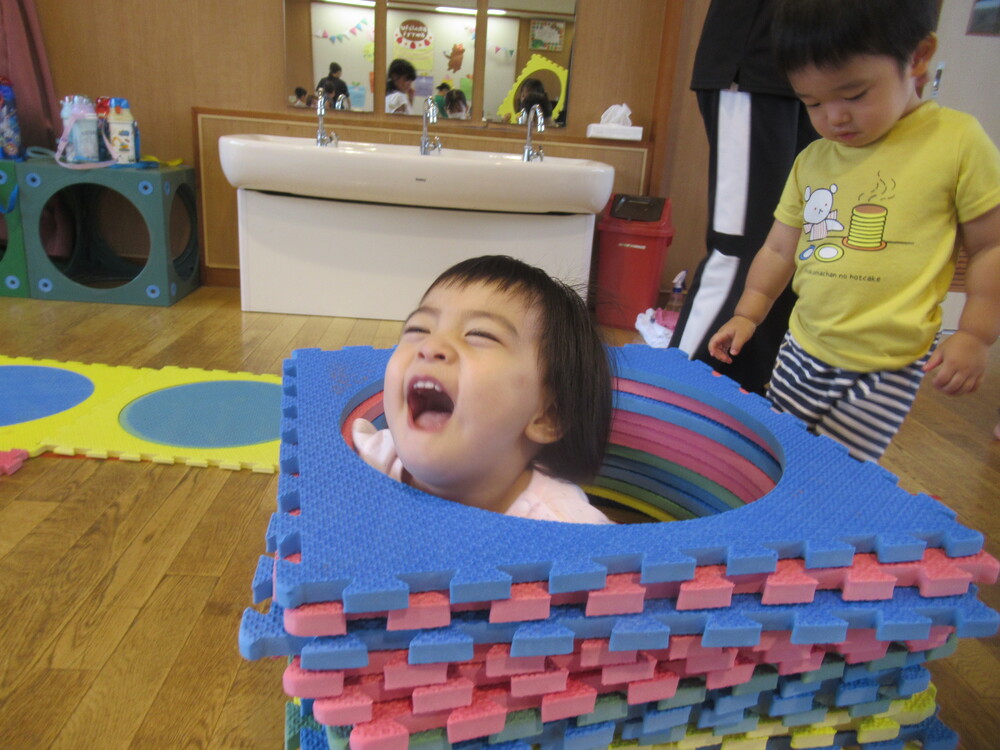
left=670, top=90, right=817, bottom=394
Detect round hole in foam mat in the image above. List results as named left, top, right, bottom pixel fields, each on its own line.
left=339, top=372, right=783, bottom=525
left=119, top=381, right=283, bottom=448
left=0, top=366, right=95, bottom=426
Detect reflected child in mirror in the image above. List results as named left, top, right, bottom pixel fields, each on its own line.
left=386, top=58, right=417, bottom=115
left=443, top=89, right=469, bottom=120
left=353, top=255, right=615, bottom=523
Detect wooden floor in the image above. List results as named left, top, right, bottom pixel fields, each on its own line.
left=1, top=286, right=997, bottom=749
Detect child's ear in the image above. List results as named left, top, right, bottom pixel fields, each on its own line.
left=911, top=33, right=938, bottom=80
left=526, top=401, right=562, bottom=446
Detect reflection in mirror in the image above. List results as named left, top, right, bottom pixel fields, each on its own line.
left=284, top=1, right=576, bottom=123
left=384, top=2, right=478, bottom=116
left=486, top=0, right=575, bottom=124
left=286, top=0, right=376, bottom=112
left=496, top=54, right=568, bottom=124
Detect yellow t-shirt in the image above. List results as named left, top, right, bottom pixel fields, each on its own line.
left=774, top=101, right=1000, bottom=371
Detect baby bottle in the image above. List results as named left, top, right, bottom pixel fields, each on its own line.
left=107, top=97, right=138, bottom=164
left=60, top=95, right=100, bottom=162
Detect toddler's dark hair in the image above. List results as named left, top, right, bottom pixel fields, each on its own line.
left=773, top=0, right=938, bottom=75
left=387, top=58, right=417, bottom=92
left=425, top=255, right=613, bottom=484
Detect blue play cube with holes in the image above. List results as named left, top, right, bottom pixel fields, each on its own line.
left=14, top=156, right=199, bottom=306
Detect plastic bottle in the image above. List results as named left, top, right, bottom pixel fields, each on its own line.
left=95, top=96, right=111, bottom=161
left=666, top=270, right=687, bottom=312
left=59, top=95, right=100, bottom=162
left=0, top=77, right=24, bottom=160
left=107, top=97, right=138, bottom=164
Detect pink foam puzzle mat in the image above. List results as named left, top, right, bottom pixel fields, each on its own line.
left=0, top=354, right=282, bottom=473
left=239, top=346, right=997, bottom=750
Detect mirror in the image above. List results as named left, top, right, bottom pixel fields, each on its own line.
left=285, top=0, right=576, bottom=123
left=286, top=0, right=377, bottom=112
left=385, top=1, right=477, bottom=116
left=495, top=54, right=569, bottom=124
left=485, top=1, right=575, bottom=124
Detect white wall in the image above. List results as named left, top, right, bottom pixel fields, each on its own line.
left=310, top=3, right=377, bottom=111
left=926, top=1, right=1000, bottom=329
left=484, top=17, right=520, bottom=119
left=927, top=0, right=1000, bottom=143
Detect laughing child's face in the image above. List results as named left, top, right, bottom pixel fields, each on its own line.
left=382, top=280, right=560, bottom=513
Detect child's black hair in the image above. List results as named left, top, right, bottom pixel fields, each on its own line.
left=387, top=58, right=417, bottom=93
left=443, top=89, right=467, bottom=114
left=773, top=0, right=938, bottom=76
left=424, top=255, right=613, bottom=485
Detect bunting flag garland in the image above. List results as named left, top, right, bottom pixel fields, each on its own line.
left=491, top=45, right=516, bottom=58
left=314, top=17, right=370, bottom=44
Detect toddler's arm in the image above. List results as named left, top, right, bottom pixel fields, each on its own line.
left=923, top=204, right=1000, bottom=395
left=709, top=220, right=800, bottom=364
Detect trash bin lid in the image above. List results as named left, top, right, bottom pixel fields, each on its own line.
left=609, top=194, right=666, bottom=222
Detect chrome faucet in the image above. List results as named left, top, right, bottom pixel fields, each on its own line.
left=315, top=88, right=339, bottom=147
left=420, top=96, right=442, bottom=155
left=520, top=104, right=545, bottom=162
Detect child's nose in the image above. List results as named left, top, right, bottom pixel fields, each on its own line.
left=828, top=103, right=851, bottom=126
left=417, top=333, right=455, bottom=362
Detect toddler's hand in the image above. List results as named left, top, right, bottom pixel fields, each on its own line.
left=922, top=330, right=989, bottom=395
left=708, top=316, right=757, bottom=364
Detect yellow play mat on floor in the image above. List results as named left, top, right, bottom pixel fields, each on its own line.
left=0, top=355, right=282, bottom=473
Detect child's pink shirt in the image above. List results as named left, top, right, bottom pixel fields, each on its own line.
left=352, top=419, right=613, bottom=525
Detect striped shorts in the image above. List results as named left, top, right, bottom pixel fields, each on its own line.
left=767, top=332, right=933, bottom=463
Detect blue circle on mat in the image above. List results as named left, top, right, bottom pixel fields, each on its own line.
left=138, top=180, right=153, bottom=195
left=26, top=173, right=41, bottom=188
left=38, top=278, right=53, bottom=293
left=0, top=366, right=95, bottom=426
left=146, top=285, right=161, bottom=299
left=119, top=381, right=282, bottom=448
left=5, top=275, right=20, bottom=290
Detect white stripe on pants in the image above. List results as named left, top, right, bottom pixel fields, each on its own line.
left=767, top=333, right=931, bottom=462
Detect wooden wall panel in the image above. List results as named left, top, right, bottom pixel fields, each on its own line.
left=35, top=0, right=285, bottom=164
left=567, top=0, right=668, bottom=141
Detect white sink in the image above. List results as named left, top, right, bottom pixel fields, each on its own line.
left=218, top=134, right=614, bottom=214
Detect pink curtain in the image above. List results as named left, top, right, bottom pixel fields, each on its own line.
left=0, top=0, right=59, bottom=149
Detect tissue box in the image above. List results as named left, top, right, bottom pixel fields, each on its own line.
left=586, top=123, right=643, bottom=141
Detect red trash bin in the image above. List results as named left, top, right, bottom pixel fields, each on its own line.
left=593, top=195, right=674, bottom=329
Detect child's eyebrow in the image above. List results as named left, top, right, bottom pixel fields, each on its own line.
left=795, top=78, right=868, bottom=100
left=463, top=309, right=520, bottom=338
left=404, top=307, right=520, bottom=339
left=404, top=305, right=438, bottom=324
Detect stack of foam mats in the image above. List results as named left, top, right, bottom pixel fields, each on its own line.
left=239, top=346, right=998, bottom=750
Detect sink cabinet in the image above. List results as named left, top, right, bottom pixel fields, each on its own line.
left=236, top=189, right=597, bottom=320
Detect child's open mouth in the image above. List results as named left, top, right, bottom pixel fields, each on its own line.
left=407, top=377, right=455, bottom=430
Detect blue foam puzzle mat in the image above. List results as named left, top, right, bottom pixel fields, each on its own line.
left=263, top=346, right=986, bottom=614
left=247, top=345, right=995, bottom=750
